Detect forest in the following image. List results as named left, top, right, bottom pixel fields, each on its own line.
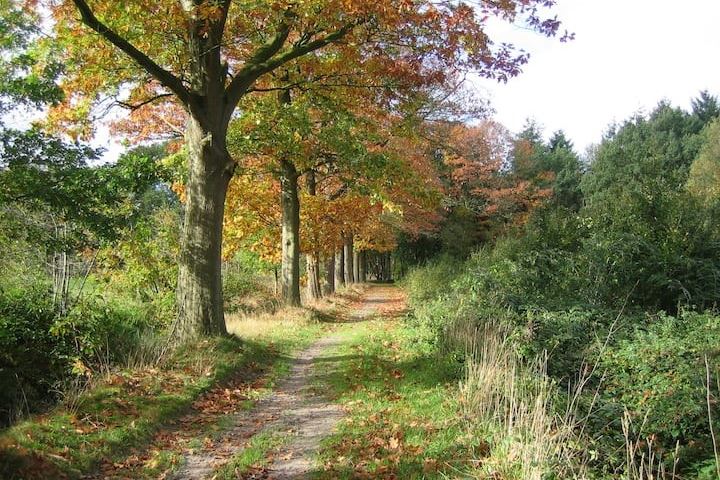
left=1, top=0, right=719, bottom=479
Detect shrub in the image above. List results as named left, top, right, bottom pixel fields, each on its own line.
left=0, top=285, right=161, bottom=426
left=595, top=311, right=720, bottom=470
left=0, top=286, right=70, bottom=426
left=404, top=255, right=462, bottom=306
left=222, top=250, right=276, bottom=312
left=51, top=294, right=155, bottom=369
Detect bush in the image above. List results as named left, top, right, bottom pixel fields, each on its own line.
left=51, top=294, right=155, bottom=368
left=402, top=250, right=720, bottom=476
left=404, top=255, right=462, bottom=305
left=0, top=286, right=70, bottom=426
left=403, top=256, right=469, bottom=352
left=595, top=311, right=720, bottom=470
left=0, top=285, right=160, bottom=426
left=223, top=250, right=276, bottom=312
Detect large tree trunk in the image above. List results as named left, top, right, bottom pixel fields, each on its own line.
left=176, top=117, right=233, bottom=338
left=280, top=158, right=301, bottom=306
left=324, top=254, right=335, bottom=295
left=334, top=247, right=345, bottom=290
left=344, top=234, right=354, bottom=284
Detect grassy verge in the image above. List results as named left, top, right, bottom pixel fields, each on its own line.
left=0, top=306, right=328, bottom=480
left=314, top=316, right=483, bottom=479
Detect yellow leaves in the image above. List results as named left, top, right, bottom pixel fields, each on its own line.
left=224, top=173, right=281, bottom=262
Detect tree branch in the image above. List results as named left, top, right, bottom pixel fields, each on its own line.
left=115, top=93, right=174, bottom=111
left=71, top=0, right=192, bottom=106
left=225, top=20, right=359, bottom=114
left=224, top=14, right=294, bottom=111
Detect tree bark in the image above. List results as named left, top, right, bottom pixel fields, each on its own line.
left=358, top=251, right=367, bottom=283
left=306, top=254, right=322, bottom=301
left=280, top=157, right=301, bottom=306
left=353, top=250, right=361, bottom=283
left=176, top=117, right=233, bottom=338
left=324, top=254, right=335, bottom=295
left=344, top=234, right=354, bottom=284
left=305, top=171, right=322, bottom=301
left=334, top=247, right=345, bottom=290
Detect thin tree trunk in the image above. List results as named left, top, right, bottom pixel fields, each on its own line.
left=175, top=116, right=232, bottom=339
left=274, top=267, right=279, bottom=296
left=305, top=171, right=322, bottom=301
left=51, top=221, right=71, bottom=314
left=383, top=252, right=393, bottom=281
left=353, top=250, right=360, bottom=283
left=371, top=251, right=380, bottom=280
left=344, top=234, right=354, bottom=284
left=306, top=255, right=322, bottom=301
left=280, top=157, right=301, bottom=307
left=359, top=251, right=366, bottom=283
left=324, top=254, right=335, bottom=295
left=389, top=252, right=393, bottom=281
left=334, top=247, right=345, bottom=290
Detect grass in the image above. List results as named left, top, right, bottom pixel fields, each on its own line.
left=213, top=429, right=287, bottom=479
left=0, top=303, right=329, bottom=480
left=455, top=320, right=587, bottom=480
left=314, top=315, right=483, bottom=479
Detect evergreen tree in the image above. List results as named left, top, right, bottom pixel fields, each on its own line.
left=691, top=90, right=720, bottom=130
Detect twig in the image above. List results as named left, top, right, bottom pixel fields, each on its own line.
left=705, top=355, right=720, bottom=479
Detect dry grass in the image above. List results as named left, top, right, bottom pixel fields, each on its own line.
left=226, top=283, right=368, bottom=338
left=225, top=306, right=315, bottom=339
left=622, top=410, right=681, bottom=480
left=455, top=319, right=588, bottom=479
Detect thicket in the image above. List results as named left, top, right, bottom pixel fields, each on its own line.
left=402, top=96, right=720, bottom=478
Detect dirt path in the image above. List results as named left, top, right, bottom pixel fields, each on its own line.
left=172, top=285, right=391, bottom=480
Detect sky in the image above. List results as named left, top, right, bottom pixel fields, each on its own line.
left=472, top=0, right=720, bottom=156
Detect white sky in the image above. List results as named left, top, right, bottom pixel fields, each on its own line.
left=473, top=0, right=720, bottom=155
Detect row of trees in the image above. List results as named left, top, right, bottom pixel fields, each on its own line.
left=9, top=0, right=571, bottom=339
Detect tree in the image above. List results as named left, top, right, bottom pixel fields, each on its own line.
left=691, top=90, right=720, bottom=127
left=687, top=119, right=720, bottom=206
left=0, top=1, right=63, bottom=113
left=582, top=102, right=701, bottom=205
left=439, top=121, right=551, bottom=231
left=226, top=85, right=392, bottom=304
left=549, top=130, right=573, bottom=152
left=40, top=0, right=568, bottom=338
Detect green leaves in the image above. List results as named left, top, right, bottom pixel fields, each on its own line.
left=0, top=129, right=167, bottom=245
left=0, top=1, right=63, bottom=111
